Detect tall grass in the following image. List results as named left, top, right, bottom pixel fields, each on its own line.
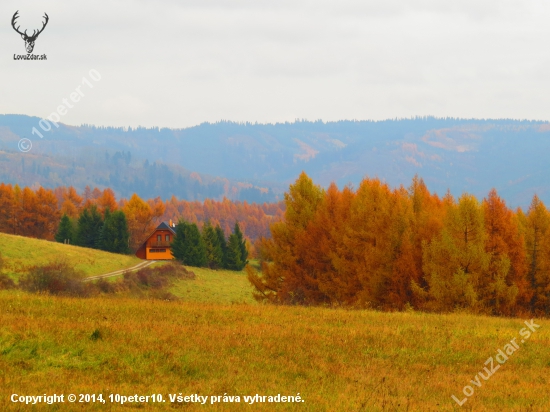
left=0, top=291, right=548, bottom=411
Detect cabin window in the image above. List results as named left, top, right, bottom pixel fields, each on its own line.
left=157, top=235, right=161, bottom=242
left=150, top=249, right=166, bottom=253
left=165, top=234, right=170, bottom=242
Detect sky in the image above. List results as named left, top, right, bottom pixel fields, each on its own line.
left=1, top=0, right=550, bottom=129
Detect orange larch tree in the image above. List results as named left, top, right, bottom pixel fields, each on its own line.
left=522, top=195, right=550, bottom=314
left=122, top=193, right=165, bottom=251
left=0, top=184, right=15, bottom=234
left=34, top=187, right=60, bottom=240
left=483, top=189, right=529, bottom=315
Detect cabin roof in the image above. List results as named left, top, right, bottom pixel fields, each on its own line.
left=139, top=221, right=176, bottom=248
left=156, top=221, right=177, bottom=235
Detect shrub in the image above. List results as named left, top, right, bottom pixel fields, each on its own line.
left=0, top=252, right=14, bottom=290
left=95, top=278, right=117, bottom=294
left=20, top=261, right=91, bottom=297
left=112, top=262, right=195, bottom=298
left=0, top=274, right=16, bottom=290
left=90, top=329, right=102, bottom=341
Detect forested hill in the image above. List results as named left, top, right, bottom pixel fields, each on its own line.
left=1, top=114, right=549, bottom=207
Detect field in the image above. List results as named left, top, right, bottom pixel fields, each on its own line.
left=0, top=232, right=142, bottom=279
left=1, top=288, right=549, bottom=411
left=169, top=265, right=256, bottom=304
left=1, top=237, right=550, bottom=410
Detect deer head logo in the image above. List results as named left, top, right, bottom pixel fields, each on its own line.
left=11, top=11, right=49, bottom=54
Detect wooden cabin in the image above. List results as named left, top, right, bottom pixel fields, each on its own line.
left=135, top=221, right=176, bottom=260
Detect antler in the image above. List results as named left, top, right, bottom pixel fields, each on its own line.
left=32, top=13, right=49, bottom=38
left=11, top=11, right=49, bottom=40
left=11, top=11, right=27, bottom=37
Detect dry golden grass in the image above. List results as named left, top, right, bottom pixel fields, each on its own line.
left=1, top=290, right=549, bottom=411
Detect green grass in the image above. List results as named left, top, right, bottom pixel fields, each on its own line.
left=0, top=232, right=141, bottom=279
left=169, top=264, right=257, bottom=304
left=92, top=260, right=257, bottom=304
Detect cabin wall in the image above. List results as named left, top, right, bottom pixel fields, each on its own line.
left=145, top=247, right=173, bottom=260
left=138, top=228, right=176, bottom=260
left=136, top=244, right=146, bottom=259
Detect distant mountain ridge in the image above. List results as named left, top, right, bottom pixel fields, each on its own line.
left=0, top=114, right=549, bottom=207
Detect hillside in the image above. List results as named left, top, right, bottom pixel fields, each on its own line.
left=0, top=291, right=548, bottom=410
left=0, top=232, right=141, bottom=279
left=2, top=115, right=550, bottom=207
left=169, top=265, right=257, bottom=305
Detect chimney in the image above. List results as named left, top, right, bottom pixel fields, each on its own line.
left=169, top=219, right=173, bottom=228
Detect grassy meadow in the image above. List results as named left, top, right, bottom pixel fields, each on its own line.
left=169, top=265, right=256, bottom=304
left=1, top=289, right=549, bottom=411
left=1, top=237, right=549, bottom=410
left=0, top=232, right=142, bottom=279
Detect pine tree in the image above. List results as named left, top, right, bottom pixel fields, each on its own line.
left=183, top=223, right=207, bottom=267
left=171, top=220, right=207, bottom=267
left=226, top=232, right=244, bottom=271
left=75, top=205, right=104, bottom=249
left=202, top=221, right=223, bottom=269
left=171, top=220, right=188, bottom=261
left=225, top=222, right=248, bottom=271
left=99, top=210, right=130, bottom=254
left=55, top=214, right=74, bottom=244
left=215, top=225, right=228, bottom=268
left=97, top=208, right=111, bottom=248
left=234, top=222, right=248, bottom=267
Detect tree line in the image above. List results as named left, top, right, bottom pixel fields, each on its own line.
left=0, top=183, right=283, bottom=251
left=0, top=183, right=248, bottom=270
left=248, top=172, right=550, bottom=317
left=55, top=206, right=130, bottom=254
left=54, top=204, right=248, bottom=270
left=172, top=221, right=248, bottom=270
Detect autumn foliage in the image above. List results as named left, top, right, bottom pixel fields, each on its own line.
left=0, top=183, right=283, bottom=252
left=249, top=172, right=550, bottom=317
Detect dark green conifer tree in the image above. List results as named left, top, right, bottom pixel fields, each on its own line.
left=171, top=220, right=188, bottom=261
left=55, top=214, right=74, bottom=244
left=202, top=221, right=223, bottom=269
left=215, top=224, right=228, bottom=268
left=75, top=205, right=103, bottom=249
left=234, top=221, right=248, bottom=266
left=225, top=222, right=248, bottom=271
left=99, top=210, right=130, bottom=254
left=226, top=233, right=244, bottom=271
left=171, top=220, right=207, bottom=267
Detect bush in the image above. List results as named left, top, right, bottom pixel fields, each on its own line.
left=0, top=252, right=14, bottom=290
left=112, top=262, right=195, bottom=298
left=95, top=278, right=117, bottom=294
left=0, top=274, right=16, bottom=290
left=128, top=263, right=194, bottom=287
left=20, top=261, right=91, bottom=297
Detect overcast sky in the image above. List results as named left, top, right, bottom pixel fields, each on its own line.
left=1, top=0, right=550, bottom=128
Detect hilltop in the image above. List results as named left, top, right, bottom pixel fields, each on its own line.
left=1, top=115, right=550, bottom=207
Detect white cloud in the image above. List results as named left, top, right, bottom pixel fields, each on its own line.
left=1, top=0, right=550, bottom=128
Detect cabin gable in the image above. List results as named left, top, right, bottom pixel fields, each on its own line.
left=136, top=221, right=177, bottom=260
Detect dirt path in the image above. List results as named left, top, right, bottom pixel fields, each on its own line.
left=83, top=260, right=157, bottom=282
